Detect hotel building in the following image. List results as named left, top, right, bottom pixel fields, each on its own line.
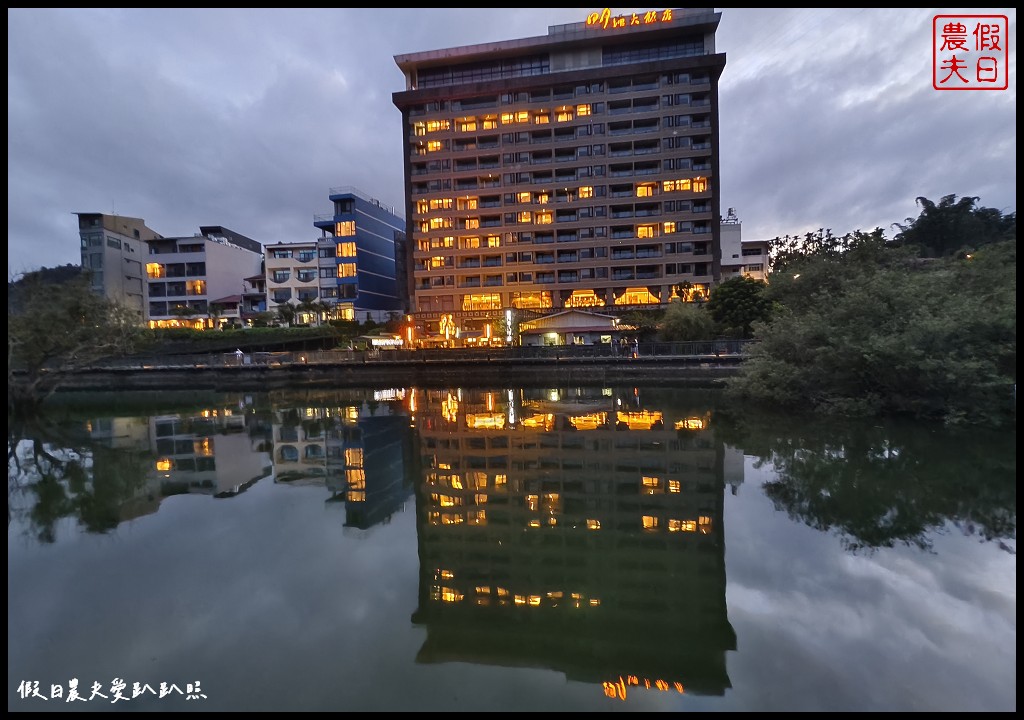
left=145, top=225, right=264, bottom=329
left=719, top=208, right=769, bottom=282
left=393, top=7, right=726, bottom=340
left=312, top=186, right=407, bottom=322
left=76, top=212, right=164, bottom=321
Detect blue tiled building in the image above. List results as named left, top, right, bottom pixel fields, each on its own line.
left=314, top=186, right=408, bottom=322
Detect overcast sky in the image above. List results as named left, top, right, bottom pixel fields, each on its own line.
left=7, top=7, right=1017, bottom=278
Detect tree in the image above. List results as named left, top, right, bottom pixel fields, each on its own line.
left=892, top=194, right=1016, bottom=258
left=706, top=275, right=772, bottom=338
left=275, top=301, right=297, bottom=327
left=9, top=269, right=141, bottom=411
left=172, top=303, right=200, bottom=329
left=658, top=298, right=716, bottom=341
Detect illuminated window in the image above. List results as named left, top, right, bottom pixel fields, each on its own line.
left=146, top=263, right=165, bottom=279
left=430, top=236, right=455, bottom=249
left=346, top=468, right=365, bottom=486
left=156, top=458, right=172, bottom=471
left=336, top=221, right=356, bottom=236
left=637, top=224, right=657, bottom=238
left=429, top=217, right=452, bottom=230
left=556, top=108, right=574, bottom=122
left=663, top=221, right=677, bottom=234
left=461, top=293, right=501, bottom=311
left=518, top=191, right=532, bottom=203
left=459, top=237, right=480, bottom=249
left=526, top=494, right=539, bottom=511
left=576, top=104, right=592, bottom=116
left=534, top=113, right=550, bottom=124
left=337, top=263, right=356, bottom=278
left=511, top=291, right=553, bottom=309
left=693, top=176, right=708, bottom=192
left=186, top=279, right=206, bottom=295
left=699, top=515, right=713, bottom=534
left=481, top=116, right=498, bottom=130
left=413, top=122, right=426, bottom=136
left=579, top=186, right=594, bottom=199
left=668, top=479, right=681, bottom=493
left=565, top=290, right=605, bottom=308
left=662, top=179, right=692, bottom=193
left=474, top=493, right=488, bottom=505
left=641, top=476, right=663, bottom=494
left=642, top=515, right=659, bottom=531
left=457, top=197, right=478, bottom=211
left=493, top=474, right=507, bottom=490
left=518, top=211, right=532, bottom=223
left=336, top=241, right=356, bottom=257
left=536, top=210, right=553, bottom=225
left=430, top=198, right=453, bottom=210
left=587, top=519, right=601, bottom=530
left=426, top=140, right=442, bottom=152
left=536, top=192, right=549, bottom=205
left=636, top=183, right=656, bottom=197
left=426, top=119, right=450, bottom=132
left=345, top=448, right=363, bottom=467
left=416, top=200, right=429, bottom=214
left=457, top=118, right=477, bottom=132
left=464, top=218, right=480, bottom=230
left=485, top=235, right=501, bottom=247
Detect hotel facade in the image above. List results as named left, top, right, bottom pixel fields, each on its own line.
left=393, top=7, right=726, bottom=340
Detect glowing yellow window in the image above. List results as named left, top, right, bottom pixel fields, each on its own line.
left=482, top=117, right=498, bottom=130
left=536, top=192, right=549, bottom=205
left=336, top=221, right=356, bottom=236
left=430, top=256, right=446, bottom=268
left=485, top=235, right=501, bottom=247
left=668, top=479, right=681, bottom=493
left=637, top=225, right=657, bottom=239
left=663, top=221, right=677, bottom=234
left=636, top=183, right=655, bottom=197
left=518, top=211, right=532, bottom=223
left=501, top=112, right=516, bottom=124
left=693, top=177, right=708, bottom=192
left=464, top=218, right=480, bottom=230
left=426, top=119, right=450, bottom=132
left=556, top=109, right=574, bottom=122
left=587, top=519, right=601, bottom=530
left=459, top=237, right=480, bottom=249
left=345, top=448, right=363, bottom=467
left=536, top=210, right=552, bottom=225
left=518, top=191, right=532, bottom=203
left=336, top=241, right=356, bottom=257
left=526, top=494, right=539, bottom=511
left=156, top=458, right=172, bottom=471
left=642, top=515, right=659, bottom=531
left=413, top=122, right=426, bottom=136
left=429, top=198, right=453, bottom=210
left=457, top=197, right=478, bottom=211
left=426, top=140, right=442, bottom=152
left=576, top=104, right=592, bottom=116
left=416, top=200, right=429, bottom=214
left=146, top=263, right=165, bottom=279
left=578, top=186, right=594, bottom=199
left=457, top=118, right=477, bottom=132
left=534, top=113, right=550, bottom=124
left=337, top=263, right=356, bottom=278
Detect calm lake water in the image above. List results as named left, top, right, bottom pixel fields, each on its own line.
left=7, top=385, right=1016, bottom=712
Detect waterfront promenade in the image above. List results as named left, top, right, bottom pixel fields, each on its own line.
left=51, top=340, right=751, bottom=392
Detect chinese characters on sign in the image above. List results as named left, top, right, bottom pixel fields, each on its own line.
left=933, top=15, right=1009, bottom=90
left=602, top=674, right=685, bottom=701
left=16, top=679, right=208, bottom=702
left=586, top=8, right=673, bottom=30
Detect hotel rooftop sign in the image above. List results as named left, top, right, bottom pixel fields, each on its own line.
left=585, top=8, right=674, bottom=30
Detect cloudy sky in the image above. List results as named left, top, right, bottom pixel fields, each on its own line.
left=7, top=7, right=1017, bottom=277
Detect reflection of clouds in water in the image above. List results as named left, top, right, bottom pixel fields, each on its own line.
left=722, top=462, right=1016, bottom=712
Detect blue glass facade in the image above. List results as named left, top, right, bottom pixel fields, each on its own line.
left=314, top=187, right=407, bottom=320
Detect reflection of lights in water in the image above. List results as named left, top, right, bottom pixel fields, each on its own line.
left=442, top=393, right=459, bottom=423
left=674, top=417, right=706, bottom=430
left=616, top=410, right=663, bottom=429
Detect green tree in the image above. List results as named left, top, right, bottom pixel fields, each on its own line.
left=658, top=298, right=716, bottom=341
left=706, top=275, right=771, bottom=338
left=892, top=194, right=1016, bottom=258
left=618, top=308, right=664, bottom=341
left=275, top=301, right=297, bottom=327
left=9, top=269, right=141, bottom=411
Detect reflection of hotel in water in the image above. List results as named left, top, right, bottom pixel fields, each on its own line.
left=409, top=387, right=737, bottom=696
left=269, top=391, right=414, bottom=530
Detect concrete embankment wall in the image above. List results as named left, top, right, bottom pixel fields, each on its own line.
left=52, top=358, right=740, bottom=392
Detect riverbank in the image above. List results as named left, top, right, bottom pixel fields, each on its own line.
left=45, top=355, right=741, bottom=393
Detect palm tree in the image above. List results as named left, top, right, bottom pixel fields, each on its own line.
left=275, top=301, right=297, bottom=328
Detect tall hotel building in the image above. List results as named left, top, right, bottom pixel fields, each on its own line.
left=393, top=8, right=726, bottom=339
